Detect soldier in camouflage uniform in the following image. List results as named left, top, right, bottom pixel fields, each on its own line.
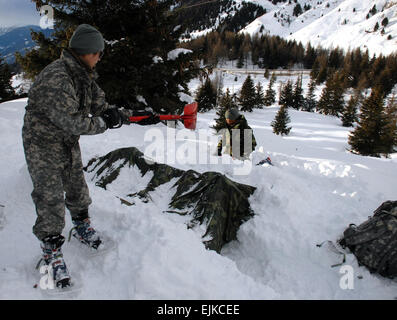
left=22, top=24, right=159, bottom=288
left=217, top=108, right=257, bottom=159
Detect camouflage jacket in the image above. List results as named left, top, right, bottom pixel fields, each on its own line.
left=217, top=115, right=257, bottom=158
left=23, top=49, right=109, bottom=147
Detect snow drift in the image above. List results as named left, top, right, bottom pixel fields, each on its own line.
left=85, top=146, right=256, bottom=253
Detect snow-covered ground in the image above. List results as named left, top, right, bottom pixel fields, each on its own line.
left=1, top=71, right=397, bottom=299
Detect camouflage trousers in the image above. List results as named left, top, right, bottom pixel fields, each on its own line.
left=22, top=131, right=92, bottom=241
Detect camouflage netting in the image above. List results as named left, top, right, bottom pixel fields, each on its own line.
left=85, top=147, right=256, bottom=253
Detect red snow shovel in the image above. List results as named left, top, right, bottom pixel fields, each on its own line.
left=128, top=102, right=198, bottom=130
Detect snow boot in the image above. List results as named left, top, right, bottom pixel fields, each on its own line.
left=70, top=217, right=102, bottom=250
left=40, top=234, right=71, bottom=289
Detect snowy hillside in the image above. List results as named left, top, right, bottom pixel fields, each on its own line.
left=185, top=0, right=397, bottom=57
left=242, top=0, right=397, bottom=56
left=1, top=72, right=397, bottom=299
left=242, top=0, right=345, bottom=37
left=286, top=0, right=397, bottom=57
left=0, top=27, right=15, bottom=36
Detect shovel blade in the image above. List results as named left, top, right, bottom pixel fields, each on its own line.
left=182, top=102, right=198, bottom=130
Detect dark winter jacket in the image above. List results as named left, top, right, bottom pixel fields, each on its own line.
left=217, top=115, right=257, bottom=159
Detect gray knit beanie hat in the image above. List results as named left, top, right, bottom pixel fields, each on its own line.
left=69, top=24, right=104, bottom=55
left=225, top=108, right=240, bottom=120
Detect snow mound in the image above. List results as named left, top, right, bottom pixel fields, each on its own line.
left=85, top=147, right=256, bottom=253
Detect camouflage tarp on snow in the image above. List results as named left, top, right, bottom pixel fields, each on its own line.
left=85, top=147, right=256, bottom=253
left=339, top=200, right=397, bottom=278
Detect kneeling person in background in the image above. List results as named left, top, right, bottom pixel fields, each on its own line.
left=217, top=108, right=257, bottom=160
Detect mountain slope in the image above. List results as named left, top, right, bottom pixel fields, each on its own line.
left=287, top=0, right=397, bottom=56
left=241, top=0, right=345, bottom=37
left=177, top=0, right=267, bottom=39
left=241, top=0, right=397, bottom=56
left=0, top=25, right=53, bottom=63
left=180, top=0, right=397, bottom=56
left=0, top=27, right=15, bottom=36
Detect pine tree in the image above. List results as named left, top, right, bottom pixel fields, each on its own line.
left=279, top=80, right=294, bottom=108
left=380, top=95, right=397, bottom=155
left=303, top=77, right=317, bottom=112
left=264, top=73, right=277, bottom=106
left=213, top=71, right=224, bottom=106
left=271, top=105, right=291, bottom=135
left=341, top=91, right=360, bottom=127
left=348, top=87, right=389, bottom=157
left=293, top=3, right=303, bottom=17
left=15, top=27, right=71, bottom=80
left=237, top=54, right=244, bottom=68
left=303, top=43, right=317, bottom=69
left=310, top=56, right=320, bottom=81
left=254, top=82, right=265, bottom=109
left=382, top=17, right=389, bottom=27
left=195, top=78, right=217, bottom=112
left=212, top=88, right=238, bottom=132
left=312, top=53, right=328, bottom=84
left=0, top=56, right=15, bottom=103
left=317, top=72, right=346, bottom=116
left=331, top=73, right=347, bottom=117
left=264, top=69, right=270, bottom=79
left=291, top=74, right=304, bottom=110
left=17, top=0, right=201, bottom=114
left=238, top=75, right=257, bottom=112
left=370, top=5, right=377, bottom=16
left=317, top=79, right=333, bottom=115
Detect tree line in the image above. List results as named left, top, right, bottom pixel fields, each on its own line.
left=182, top=31, right=397, bottom=96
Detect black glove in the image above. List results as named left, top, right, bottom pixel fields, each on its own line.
left=133, top=111, right=161, bottom=126
left=101, top=108, right=122, bottom=129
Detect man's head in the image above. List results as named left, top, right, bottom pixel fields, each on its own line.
left=69, top=24, right=104, bottom=68
left=225, top=108, right=240, bottom=125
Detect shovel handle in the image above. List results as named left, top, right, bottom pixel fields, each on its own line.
left=158, top=115, right=182, bottom=121
left=127, top=102, right=197, bottom=129
left=129, top=115, right=182, bottom=122
left=129, top=115, right=150, bottom=122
